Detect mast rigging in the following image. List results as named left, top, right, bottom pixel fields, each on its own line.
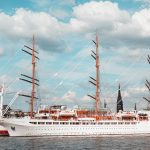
left=19, top=35, right=39, bottom=118
left=88, top=33, right=100, bottom=115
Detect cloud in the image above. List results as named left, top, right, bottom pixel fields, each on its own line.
left=1, top=1, right=150, bottom=54
left=46, top=90, right=93, bottom=108
left=29, top=0, right=76, bottom=20
left=69, top=1, right=150, bottom=49
left=0, top=8, right=70, bottom=53
left=70, top=1, right=130, bottom=33
left=49, top=9, right=69, bottom=20
left=0, top=74, right=13, bottom=85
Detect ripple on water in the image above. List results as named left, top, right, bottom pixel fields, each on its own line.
left=0, top=136, right=150, bottom=150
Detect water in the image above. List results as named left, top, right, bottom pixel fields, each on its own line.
left=0, top=136, right=150, bottom=150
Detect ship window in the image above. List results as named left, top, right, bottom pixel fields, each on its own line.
left=53, top=122, right=59, bottom=125
left=125, top=122, right=130, bottom=124
left=91, top=122, right=96, bottom=125
left=82, top=122, right=89, bottom=125
left=98, top=122, right=103, bottom=125
left=60, top=122, right=69, bottom=125
left=111, top=122, right=117, bottom=125
left=105, top=122, right=110, bottom=125
left=46, top=122, right=52, bottom=125
left=70, top=122, right=80, bottom=125
left=118, top=122, right=123, bottom=125
left=38, top=122, right=45, bottom=124
left=29, top=122, right=37, bottom=124
left=75, top=122, right=80, bottom=125
left=131, top=122, right=136, bottom=124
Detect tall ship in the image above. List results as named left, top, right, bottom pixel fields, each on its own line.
left=0, top=34, right=150, bottom=137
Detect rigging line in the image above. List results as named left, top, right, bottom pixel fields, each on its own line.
left=2, top=42, right=38, bottom=77
left=0, top=48, right=21, bottom=72
left=47, top=54, right=144, bottom=105
left=103, top=52, right=148, bottom=87
left=102, top=84, right=147, bottom=106
left=42, top=48, right=90, bottom=84
left=99, top=53, right=148, bottom=109
left=101, top=50, right=143, bottom=70
left=55, top=68, right=95, bottom=103
left=102, top=75, right=148, bottom=97
left=49, top=55, right=88, bottom=92
left=62, top=57, right=91, bottom=81
left=48, top=68, right=96, bottom=106
left=41, top=74, right=90, bottom=103
left=54, top=84, right=79, bottom=105
left=5, top=52, right=31, bottom=77
left=89, top=49, right=148, bottom=103
left=46, top=53, right=145, bottom=106
left=1, top=56, right=30, bottom=78
left=98, top=79, right=143, bottom=105
left=3, top=90, right=21, bottom=116
left=101, top=56, right=148, bottom=99
left=4, top=77, right=19, bottom=91
left=46, top=58, right=88, bottom=101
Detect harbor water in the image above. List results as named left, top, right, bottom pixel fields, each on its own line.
left=0, top=135, right=150, bottom=150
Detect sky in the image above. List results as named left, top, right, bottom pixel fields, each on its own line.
left=0, top=0, right=150, bottom=112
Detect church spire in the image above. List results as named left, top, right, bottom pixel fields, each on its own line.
left=134, top=103, right=137, bottom=111
left=117, top=84, right=123, bottom=113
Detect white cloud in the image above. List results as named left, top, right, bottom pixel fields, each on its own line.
left=0, top=1, right=150, bottom=54
left=69, top=1, right=150, bottom=48
left=0, top=75, right=15, bottom=88
left=62, top=91, right=76, bottom=100
left=70, top=1, right=130, bottom=33
left=49, top=91, right=77, bottom=106
left=41, top=90, right=93, bottom=108
left=29, top=0, right=76, bottom=20
left=128, top=87, right=148, bottom=94
left=0, top=8, right=70, bottom=52
left=132, top=9, right=150, bottom=36
left=49, top=9, right=69, bottom=19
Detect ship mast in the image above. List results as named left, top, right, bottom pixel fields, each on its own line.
left=0, top=85, right=4, bottom=118
left=31, top=35, right=36, bottom=118
left=95, top=33, right=100, bottom=115
left=19, top=35, right=39, bottom=118
left=88, top=33, right=100, bottom=115
left=143, top=55, right=150, bottom=108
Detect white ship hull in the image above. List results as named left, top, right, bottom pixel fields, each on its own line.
left=1, top=118, right=150, bottom=136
